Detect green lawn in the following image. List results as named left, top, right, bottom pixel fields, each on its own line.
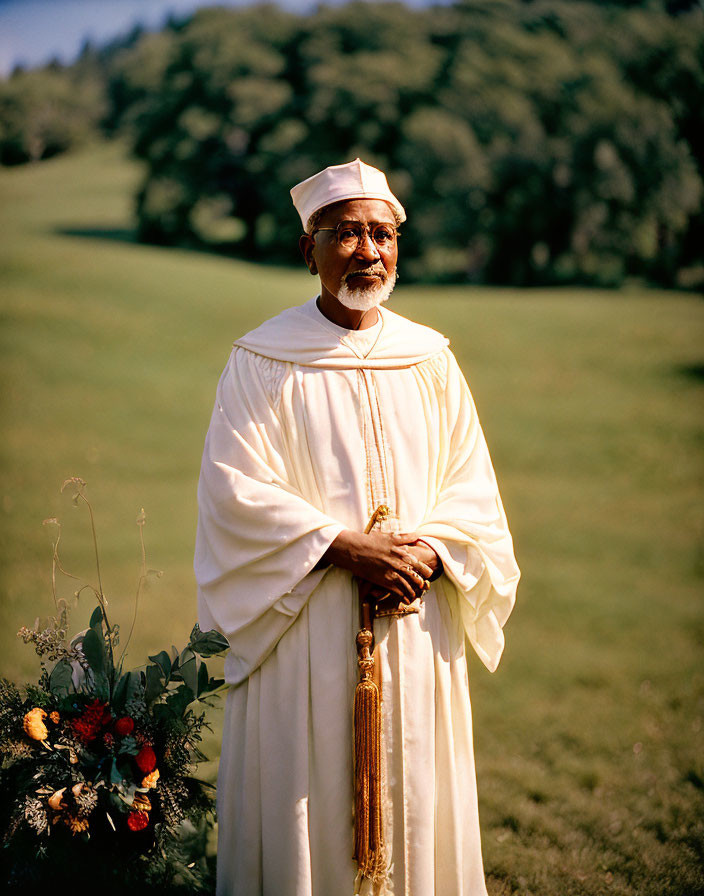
left=1, top=140, right=702, bottom=895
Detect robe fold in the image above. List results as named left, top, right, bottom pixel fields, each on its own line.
left=194, top=296, right=520, bottom=896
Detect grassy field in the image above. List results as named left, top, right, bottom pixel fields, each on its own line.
left=1, top=140, right=702, bottom=895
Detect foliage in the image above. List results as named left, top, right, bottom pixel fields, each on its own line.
left=1, top=0, right=702, bottom=287
left=0, top=479, right=228, bottom=894
left=0, top=65, right=106, bottom=165
left=109, top=0, right=704, bottom=288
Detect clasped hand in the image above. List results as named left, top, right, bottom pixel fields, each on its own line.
left=323, top=529, right=440, bottom=605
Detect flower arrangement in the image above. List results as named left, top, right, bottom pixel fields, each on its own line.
left=0, top=479, right=229, bottom=894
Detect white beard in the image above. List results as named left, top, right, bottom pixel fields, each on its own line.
left=336, top=269, right=398, bottom=311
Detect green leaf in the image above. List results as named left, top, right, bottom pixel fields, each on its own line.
left=82, top=627, right=105, bottom=675
left=49, top=658, right=74, bottom=695
left=165, top=684, right=194, bottom=716
left=180, top=654, right=198, bottom=696
left=116, top=756, right=133, bottom=782
left=144, top=663, right=164, bottom=705
left=109, top=757, right=124, bottom=786
left=189, top=624, right=229, bottom=657
left=148, top=650, right=172, bottom=681
left=89, top=605, right=104, bottom=631
left=196, top=659, right=209, bottom=697
left=92, top=671, right=110, bottom=702
left=179, top=646, right=195, bottom=667
left=118, top=735, right=139, bottom=756
left=58, top=693, right=78, bottom=712
left=152, top=702, right=176, bottom=723
left=112, top=672, right=130, bottom=712
left=125, top=670, right=144, bottom=705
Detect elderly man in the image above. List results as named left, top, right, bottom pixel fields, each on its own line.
left=194, top=159, right=520, bottom=896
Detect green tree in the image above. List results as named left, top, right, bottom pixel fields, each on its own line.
left=98, top=0, right=704, bottom=286
left=117, top=6, right=299, bottom=251
left=0, top=66, right=105, bottom=165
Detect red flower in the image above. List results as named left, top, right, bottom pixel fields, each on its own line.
left=135, top=744, right=157, bottom=774
left=114, top=717, right=135, bottom=737
left=72, top=699, right=109, bottom=744
left=127, top=810, right=149, bottom=832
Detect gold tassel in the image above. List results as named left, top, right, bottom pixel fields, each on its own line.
left=353, top=627, right=384, bottom=879
left=353, top=503, right=390, bottom=883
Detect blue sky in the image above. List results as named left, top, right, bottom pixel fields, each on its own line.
left=0, top=0, right=440, bottom=77
left=0, top=0, right=292, bottom=75
left=0, top=0, right=314, bottom=76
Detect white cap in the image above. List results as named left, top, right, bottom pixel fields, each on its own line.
left=290, top=158, right=406, bottom=231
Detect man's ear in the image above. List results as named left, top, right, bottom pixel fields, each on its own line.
left=299, top=234, right=318, bottom=275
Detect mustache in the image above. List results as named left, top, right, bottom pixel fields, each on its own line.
left=343, top=265, right=388, bottom=282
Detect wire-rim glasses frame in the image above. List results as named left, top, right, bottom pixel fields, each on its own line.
left=310, top=220, right=401, bottom=251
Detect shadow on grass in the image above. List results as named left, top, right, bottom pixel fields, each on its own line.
left=53, top=225, right=301, bottom=271
left=675, top=362, right=704, bottom=382
left=57, top=226, right=138, bottom=243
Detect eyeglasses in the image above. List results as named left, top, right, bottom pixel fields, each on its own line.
left=311, top=220, right=400, bottom=251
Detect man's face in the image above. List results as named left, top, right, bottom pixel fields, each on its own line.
left=300, top=198, right=398, bottom=308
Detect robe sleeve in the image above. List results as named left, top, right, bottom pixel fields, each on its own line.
left=194, top=347, right=345, bottom=684
left=416, top=349, right=520, bottom=672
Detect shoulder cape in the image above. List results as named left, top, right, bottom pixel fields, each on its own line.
left=233, top=296, right=449, bottom=369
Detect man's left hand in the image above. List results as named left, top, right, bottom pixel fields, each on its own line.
left=359, top=539, right=442, bottom=607
left=406, top=539, right=441, bottom=579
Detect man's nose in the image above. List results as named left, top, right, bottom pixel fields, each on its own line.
left=354, top=230, right=381, bottom=261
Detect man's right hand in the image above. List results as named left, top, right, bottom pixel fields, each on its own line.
left=322, top=529, right=434, bottom=603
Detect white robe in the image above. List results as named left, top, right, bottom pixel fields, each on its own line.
left=194, top=296, right=520, bottom=896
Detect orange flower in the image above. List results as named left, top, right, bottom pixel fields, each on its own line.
left=48, top=787, right=67, bottom=811
left=49, top=711, right=60, bottom=724
left=23, top=708, right=48, bottom=742
left=132, top=793, right=152, bottom=813
left=141, top=768, right=160, bottom=789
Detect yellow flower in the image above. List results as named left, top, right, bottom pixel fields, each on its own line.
left=49, top=710, right=60, bottom=724
left=65, top=813, right=89, bottom=835
left=141, top=768, right=160, bottom=789
left=132, top=793, right=152, bottom=813
left=23, top=708, right=48, bottom=742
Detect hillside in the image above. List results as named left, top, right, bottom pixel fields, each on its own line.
left=0, top=139, right=702, bottom=894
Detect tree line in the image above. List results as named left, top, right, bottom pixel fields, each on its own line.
left=1, top=0, right=702, bottom=288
